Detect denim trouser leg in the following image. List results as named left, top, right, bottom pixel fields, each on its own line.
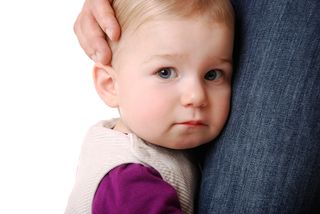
left=198, top=0, right=320, bottom=213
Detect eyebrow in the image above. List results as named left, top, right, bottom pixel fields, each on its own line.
left=143, top=53, right=187, bottom=64
left=218, top=57, right=233, bottom=65
left=143, top=53, right=232, bottom=65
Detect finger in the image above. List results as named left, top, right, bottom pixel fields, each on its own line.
left=91, top=0, right=121, bottom=41
left=74, top=12, right=111, bottom=64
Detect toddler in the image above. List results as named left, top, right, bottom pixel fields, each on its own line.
left=66, top=0, right=234, bottom=213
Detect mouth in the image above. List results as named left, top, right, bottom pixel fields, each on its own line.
left=176, top=120, right=207, bottom=126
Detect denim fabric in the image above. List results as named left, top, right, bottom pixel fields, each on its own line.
left=198, top=0, right=320, bottom=213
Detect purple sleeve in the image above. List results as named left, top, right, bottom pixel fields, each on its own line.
left=92, top=163, right=183, bottom=214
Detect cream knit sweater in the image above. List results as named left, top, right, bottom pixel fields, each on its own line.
left=65, top=119, right=198, bottom=214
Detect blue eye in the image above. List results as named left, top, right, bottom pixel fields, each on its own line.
left=157, top=68, right=177, bottom=79
left=204, top=69, right=222, bottom=81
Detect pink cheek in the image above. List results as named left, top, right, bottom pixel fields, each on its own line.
left=142, top=97, right=170, bottom=117
left=211, top=95, right=230, bottom=121
left=219, top=102, right=231, bottom=123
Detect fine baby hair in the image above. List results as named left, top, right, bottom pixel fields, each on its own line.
left=108, top=0, right=234, bottom=53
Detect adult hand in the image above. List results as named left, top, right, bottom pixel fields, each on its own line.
left=74, top=0, right=120, bottom=64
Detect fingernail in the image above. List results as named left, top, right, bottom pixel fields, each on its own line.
left=96, top=52, right=103, bottom=62
left=91, top=54, right=97, bottom=62
left=92, top=52, right=103, bottom=63
left=105, top=27, right=115, bottom=41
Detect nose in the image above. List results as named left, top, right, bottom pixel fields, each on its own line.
left=180, top=79, right=207, bottom=108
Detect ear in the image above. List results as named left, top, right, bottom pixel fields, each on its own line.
left=93, top=63, right=119, bottom=108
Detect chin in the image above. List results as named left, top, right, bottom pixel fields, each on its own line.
left=168, top=140, right=205, bottom=150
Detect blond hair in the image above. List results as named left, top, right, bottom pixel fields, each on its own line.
left=112, top=0, right=233, bottom=34
left=109, top=0, right=234, bottom=62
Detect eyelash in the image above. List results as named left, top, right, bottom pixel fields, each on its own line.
left=204, top=69, right=223, bottom=81
left=155, top=68, right=224, bottom=81
left=156, top=68, right=177, bottom=79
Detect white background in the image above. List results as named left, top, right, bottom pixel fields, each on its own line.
left=0, top=1, right=118, bottom=213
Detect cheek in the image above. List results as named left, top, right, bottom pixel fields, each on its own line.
left=137, top=90, right=172, bottom=119
left=119, top=85, right=173, bottom=122
left=211, top=87, right=231, bottom=125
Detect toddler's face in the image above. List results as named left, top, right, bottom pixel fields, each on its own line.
left=112, top=16, right=234, bottom=149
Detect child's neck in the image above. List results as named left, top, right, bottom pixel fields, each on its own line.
left=113, top=119, right=131, bottom=134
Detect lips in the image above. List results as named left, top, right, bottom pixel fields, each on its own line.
left=177, top=121, right=206, bottom=126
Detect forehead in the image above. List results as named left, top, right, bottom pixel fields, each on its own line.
left=113, top=16, right=233, bottom=64
left=115, top=0, right=234, bottom=33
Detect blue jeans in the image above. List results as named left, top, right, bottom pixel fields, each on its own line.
left=198, top=0, right=320, bottom=213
